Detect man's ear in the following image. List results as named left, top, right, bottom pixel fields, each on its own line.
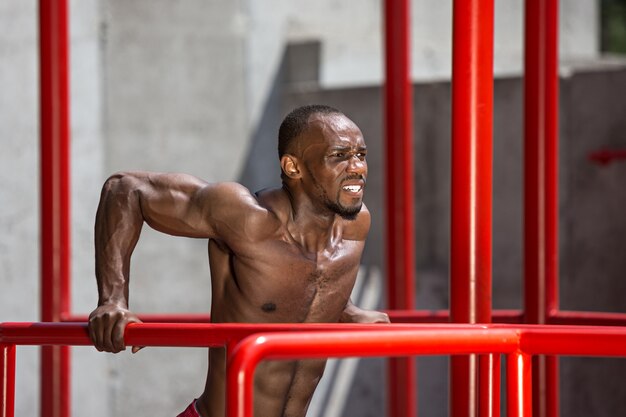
left=280, top=154, right=302, bottom=179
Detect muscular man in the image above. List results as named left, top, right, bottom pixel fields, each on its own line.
left=88, top=104, right=389, bottom=417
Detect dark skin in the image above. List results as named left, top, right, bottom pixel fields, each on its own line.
left=88, top=112, right=389, bottom=417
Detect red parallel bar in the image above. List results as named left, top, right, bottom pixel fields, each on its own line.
left=450, top=0, right=494, bottom=416
left=6, top=322, right=626, bottom=355
left=587, top=149, right=626, bottom=165
left=227, top=329, right=520, bottom=417
left=384, top=0, right=416, bottom=416
left=39, top=1, right=71, bottom=417
left=63, top=309, right=525, bottom=324
left=548, top=310, right=626, bottom=326
left=520, top=326, right=626, bottom=356
left=1, top=322, right=493, bottom=347
left=65, top=309, right=626, bottom=327
left=389, top=309, right=522, bottom=324
left=506, top=352, right=532, bottom=417
left=523, top=1, right=559, bottom=417
left=1, top=344, right=16, bottom=417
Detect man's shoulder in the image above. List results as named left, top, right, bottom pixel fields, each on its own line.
left=197, top=182, right=282, bottom=239
left=254, top=187, right=292, bottom=222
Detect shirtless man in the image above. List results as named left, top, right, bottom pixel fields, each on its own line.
left=87, top=104, right=389, bottom=417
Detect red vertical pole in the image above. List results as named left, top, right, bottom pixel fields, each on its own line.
left=383, top=0, right=417, bottom=416
left=523, top=1, right=559, bottom=417
left=450, top=1, right=494, bottom=417
left=39, top=1, right=72, bottom=417
left=1, top=344, right=16, bottom=417
left=478, top=354, right=500, bottom=417
left=478, top=353, right=500, bottom=417
left=506, top=352, right=532, bottom=417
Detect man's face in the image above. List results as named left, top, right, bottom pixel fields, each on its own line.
left=298, top=113, right=368, bottom=220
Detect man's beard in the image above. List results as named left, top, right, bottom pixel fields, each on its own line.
left=309, top=170, right=363, bottom=220
left=324, top=198, right=361, bottom=220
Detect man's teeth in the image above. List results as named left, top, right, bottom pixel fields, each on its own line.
left=343, top=185, right=362, bottom=192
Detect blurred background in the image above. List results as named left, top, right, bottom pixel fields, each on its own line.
left=1, top=0, right=626, bottom=416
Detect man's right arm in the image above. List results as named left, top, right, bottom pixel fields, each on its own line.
left=88, top=171, right=256, bottom=353
left=89, top=172, right=150, bottom=353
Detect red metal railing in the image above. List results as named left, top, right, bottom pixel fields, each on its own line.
left=383, top=0, right=416, bottom=414
left=523, top=1, right=560, bottom=417
left=450, top=1, right=495, bottom=416
left=61, top=309, right=626, bottom=327
left=0, top=322, right=478, bottom=417
left=39, top=1, right=72, bottom=417
left=226, top=325, right=626, bottom=417
left=588, top=149, right=626, bottom=165
left=4, top=323, right=626, bottom=417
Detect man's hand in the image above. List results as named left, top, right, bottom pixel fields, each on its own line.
left=340, top=302, right=390, bottom=324
left=88, top=304, right=142, bottom=353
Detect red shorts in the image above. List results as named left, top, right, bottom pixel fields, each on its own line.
left=176, top=400, right=200, bottom=417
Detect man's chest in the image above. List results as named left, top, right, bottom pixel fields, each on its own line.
left=233, top=239, right=364, bottom=321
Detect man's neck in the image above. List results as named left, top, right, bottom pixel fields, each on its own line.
left=282, top=185, right=340, bottom=253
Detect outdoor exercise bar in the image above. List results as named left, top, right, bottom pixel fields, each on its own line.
left=0, top=322, right=498, bottom=417
left=523, top=1, right=560, bottom=417
left=226, top=325, right=626, bottom=417
left=61, top=309, right=626, bottom=327
left=450, top=1, right=495, bottom=416
left=39, top=1, right=72, bottom=417
left=383, top=0, right=416, bottom=416
left=6, top=323, right=626, bottom=417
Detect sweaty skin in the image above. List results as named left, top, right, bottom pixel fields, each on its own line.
left=88, top=112, right=389, bottom=417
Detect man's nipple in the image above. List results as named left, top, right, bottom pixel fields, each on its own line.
left=261, top=302, right=277, bottom=313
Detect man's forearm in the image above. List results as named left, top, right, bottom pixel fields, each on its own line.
left=94, top=173, right=144, bottom=307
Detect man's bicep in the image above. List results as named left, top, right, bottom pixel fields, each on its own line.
left=133, top=172, right=219, bottom=238
left=135, top=175, right=266, bottom=240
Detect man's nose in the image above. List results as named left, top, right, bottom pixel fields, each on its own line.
left=346, top=156, right=367, bottom=174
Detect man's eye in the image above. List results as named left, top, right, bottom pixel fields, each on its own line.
left=333, top=153, right=345, bottom=158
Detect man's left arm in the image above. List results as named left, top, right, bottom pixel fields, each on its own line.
left=340, top=299, right=390, bottom=323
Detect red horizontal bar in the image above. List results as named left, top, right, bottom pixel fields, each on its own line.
left=7, top=322, right=626, bottom=355
left=64, top=310, right=526, bottom=325
left=520, top=326, right=626, bottom=356
left=5, top=322, right=626, bottom=417
left=0, top=322, right=489, bottom=347
left=227, top=329, right=520, bottom=417
left=388, top=309, right=524, bottom=323
left=64, top=309, right=626, bottom=327
left=226, top=325, right=626, bottom=417
left=547, top=310, right=626, bottom=326
left=588, top=149, right=626, bottom=165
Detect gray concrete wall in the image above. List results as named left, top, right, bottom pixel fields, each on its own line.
left=559, top=67, right=626, bottom=417
left=244, top=0, right=599, bottom=128
left=0, top=2, right=41, bottom=415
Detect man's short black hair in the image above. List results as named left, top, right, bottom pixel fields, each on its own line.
left=278, top=104, right=343, bottom=159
